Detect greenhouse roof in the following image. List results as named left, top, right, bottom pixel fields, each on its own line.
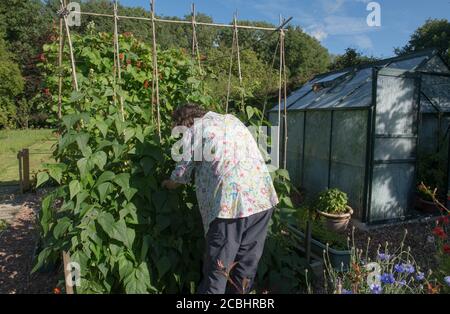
left=270, top=49, right=450, bottom=112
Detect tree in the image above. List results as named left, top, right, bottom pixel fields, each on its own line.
left=395, top=19, right=450, bottom=64
left=217, top=23, right=331, bottom=90
left=0, top=33, right=24, bottom=128
left=329, top=48, right=379, bottom=71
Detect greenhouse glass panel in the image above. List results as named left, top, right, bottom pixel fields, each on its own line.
left=303, top=111, right=331, bottom=195
left=371, top=73, right=419, bottom=222
left=419, top=114, right=439, bottom=153
left=309, top=68, right=372, bottom=109
left=375, top=75, right=417, bottom=135
left=374, top=138, right=416, bottom=160
left=335, top=81, right=372, bottom=108
left=419, top=55, right=450, bottom=73
left=422, top=75, right=450, bottom=111
left=329, top=110, right=368, bottom=219
left=285, top=112, right=304, bottom=185
left=420, top=95, right=439, bottom=113
left=289, top=86, right=334, bottom=110
left=314, top=71, right=348, bottom=84
left=370, top=163, right=415, bottom=222
left=388, top=56, right=428, bottom=70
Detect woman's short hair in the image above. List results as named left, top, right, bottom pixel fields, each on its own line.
left=172, top=103, right=207, bottom=128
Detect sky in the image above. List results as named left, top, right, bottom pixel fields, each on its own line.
left=119, top=0, right=450, bottom=58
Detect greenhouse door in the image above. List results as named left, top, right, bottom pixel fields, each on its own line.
left=369, top=68, right=420, bottom=222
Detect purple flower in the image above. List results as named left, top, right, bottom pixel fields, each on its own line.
left=377, top=253, right=391, bottom=261
left=394, top=264, right=404, bottom=273
left=380, top=273, right=395, bottom=284
left=396, top=280, right=407, bottom=286
left=370, top=284, right=382, bottom=294
left=415, top=272, right=425, bottom=281
left=342, top=289, right=353, bottom=294
left=403, top=263, right=415, bottom=274
left=445, top=276, right=450, bottom=287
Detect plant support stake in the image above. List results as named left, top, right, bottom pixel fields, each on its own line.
left=114, top=0, right=125, bottom=122
left=151, top=0, right=161, bottom=140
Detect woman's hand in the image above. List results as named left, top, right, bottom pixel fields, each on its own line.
left=161, top=179, right=181, bottom=190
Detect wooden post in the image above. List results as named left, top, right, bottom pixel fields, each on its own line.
left=22, top=149, right=30, bottom=192
left=60, top=0, right=78, bottom=91
left=113, top=0, right=125, bottom=122
left=62, top=251, right=74, bottom=294
left=17, top=151, right=23, bottom=194
left=57, top=1, right=65, bottom=120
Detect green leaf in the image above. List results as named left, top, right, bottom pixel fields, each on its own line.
left=124, top=127, right=135, bottom=143
left=114, top=173, right=130, bottom=190
left=97, top=213, right=133, bottom=248
left=152, top=190, right=168, bottom=210
left=47, top=164, right=66, bottom=184
left=76, top=133, right=92, bottom=157
left=68, top=91, right=85, bottom=103
left=135, top=125, right=144, bottom=143
left=77, top=157, right=90, bottom=178
left=123, top=187, right=138, bottom=201
left=246, top=106, right=255, bottom=120
left=96, top=171, right=115, bottom=186
left=53, top=217, right=72, bottom=239
left=91, top=151, right=107, bottom=170
left=31, top=247, right=52, bottom=273
left=140, top=157, right=155, bottom=176
left=97, top=120, right=109, bottom=137
left=156, top=256, right=171, bottom=278
left=36, top=172, right=49, bottom=188
left=140, top=235, right=152, bottom=261
left=118, top=255, right=134, bottom=281
left=75, top=191, right=89, bottom=213
left=115, top=117, right=126, bottom=135
left=97, top=182, right=113, bottom=202
left=69, top=180, right=81, bottom=200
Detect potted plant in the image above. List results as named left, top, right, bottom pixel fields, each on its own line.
left=415, top=183, right=440, bottom=214
left=416, top=153, right=446, bottom=214
left=315, top=188, right=353, bottom=232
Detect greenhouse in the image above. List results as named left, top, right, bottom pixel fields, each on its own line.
left=269, top=49, right=450, bottom=224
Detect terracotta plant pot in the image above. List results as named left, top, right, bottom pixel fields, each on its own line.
left=414, top=195, right=440, bottom=214
left=317, top=206, right=353, bottom=232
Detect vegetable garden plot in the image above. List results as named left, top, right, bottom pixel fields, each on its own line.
left=33, top=31, right=306, bottom=294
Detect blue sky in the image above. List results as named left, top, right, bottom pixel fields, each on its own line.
left=120, top=0, right=450, bottom=58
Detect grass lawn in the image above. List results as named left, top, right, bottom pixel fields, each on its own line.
left=0, top=129, right=57, bottom=185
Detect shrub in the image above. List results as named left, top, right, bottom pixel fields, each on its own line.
left=315, top=188, right=348, bottom=215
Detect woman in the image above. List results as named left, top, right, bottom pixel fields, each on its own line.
left=162, top=104, right=278, bottom=294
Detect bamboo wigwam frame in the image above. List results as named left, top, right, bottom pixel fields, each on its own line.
left=57, top=0, right=290, bottom=136
left=56, top=0, right=293, bottom=293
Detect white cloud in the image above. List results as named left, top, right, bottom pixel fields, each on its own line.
left=353, top=35, right=374, bottom=49
left=310, top=28, right=329, bottom=41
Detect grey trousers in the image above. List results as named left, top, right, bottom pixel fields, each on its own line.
left=197, top=208, right=274, bottom=294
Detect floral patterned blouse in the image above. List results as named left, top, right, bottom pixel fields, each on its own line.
left=170, top=111, right=279, bottom=235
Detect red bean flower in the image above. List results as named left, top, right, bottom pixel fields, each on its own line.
left=443, top=244, right=450, bottom=254
left=438, top=215, right=449, bottom=225
left=119, top=53, right=124, bottom=61
left=433, top=226, right=447, bottom=240
left=53, top=287, right=61, bottom=294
